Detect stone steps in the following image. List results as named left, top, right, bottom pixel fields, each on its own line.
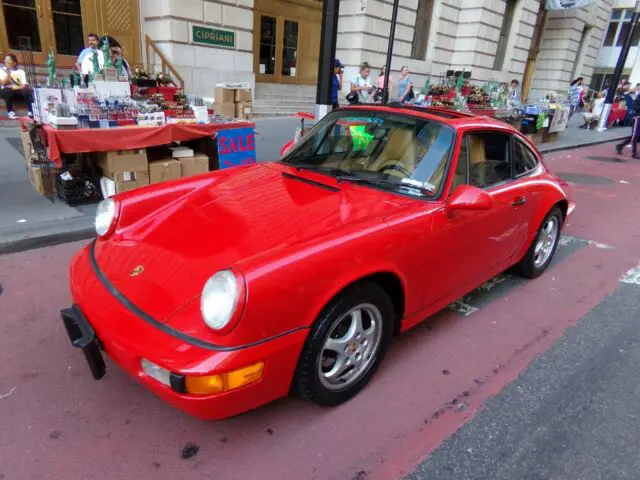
left=253, top=83, right=317, bottom=118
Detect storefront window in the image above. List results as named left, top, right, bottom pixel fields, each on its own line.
left=281, top=20, right=298, bottom=77
left=259, top=15, right=276, bottom=75
left=2, top=0, right=41, bottom=51
left=51, top=0, right=84, bottom=55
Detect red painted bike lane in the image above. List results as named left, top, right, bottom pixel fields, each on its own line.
left=1, top=143, right=639, bottom=480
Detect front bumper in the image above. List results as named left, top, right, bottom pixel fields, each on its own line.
left=61, top=244, right=307, bottom=420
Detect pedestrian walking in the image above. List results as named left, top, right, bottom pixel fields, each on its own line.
left=568, top=77, right=583, bottom=119
left=615, top=93, right=640, bottom=158
left=332, top=59, right=344, bottom=110
left=374, top=66, right=393, bottom=103
left=348, top=62, right=374, bottom=104
left=397, top=66, right=414, bottom=104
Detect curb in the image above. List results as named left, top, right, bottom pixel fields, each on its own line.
left=0, top=227, right=95, bottom=256
left=538, top=135, right=627, bottom=154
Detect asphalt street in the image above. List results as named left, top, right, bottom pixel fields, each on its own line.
left=1, top=142, right=640, bottom=480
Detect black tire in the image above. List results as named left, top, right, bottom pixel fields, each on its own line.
left=295, top=282, right=394, bottom=406
left=514, top=206, right=563, bottom=279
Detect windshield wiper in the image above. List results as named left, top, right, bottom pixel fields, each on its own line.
left=335, top=176, right=435, bottom=197
left=294, top=164, right=356, bottom=177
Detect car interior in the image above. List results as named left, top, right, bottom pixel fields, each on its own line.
left=453, top=133, right=511, bottom=192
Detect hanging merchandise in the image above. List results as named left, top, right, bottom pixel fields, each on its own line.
left=546, top=0, right=593, bottom=11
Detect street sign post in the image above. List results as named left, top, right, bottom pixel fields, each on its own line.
left=315, top=0, right=340, bottom=121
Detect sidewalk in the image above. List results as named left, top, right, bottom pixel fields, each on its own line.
left=0, top=114, right=628, bottom=255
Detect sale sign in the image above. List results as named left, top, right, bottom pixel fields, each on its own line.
left=217, top=127, right=257, bottom=170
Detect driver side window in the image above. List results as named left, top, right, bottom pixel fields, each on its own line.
left=458, top=132, right=512, bottom=189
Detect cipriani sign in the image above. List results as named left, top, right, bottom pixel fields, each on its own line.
left=546, top=0, right=593, bottom=10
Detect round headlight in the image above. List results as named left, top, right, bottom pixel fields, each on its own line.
left=201, top=270, right=240, bottom=330
left=95, top=198, right=117, bottom=237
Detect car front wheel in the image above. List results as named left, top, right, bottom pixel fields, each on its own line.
left=295, top=282, right=394, bottom=406
left=515, top=206, right=563, bottom=279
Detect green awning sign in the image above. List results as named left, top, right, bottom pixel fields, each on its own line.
left=192, top=26, right=235, bottom=48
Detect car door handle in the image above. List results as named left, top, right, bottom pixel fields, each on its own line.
left=512, top=196, right=527, bottom=207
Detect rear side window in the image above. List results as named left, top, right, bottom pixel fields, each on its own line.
left=513, top=139, right=539, bottom=176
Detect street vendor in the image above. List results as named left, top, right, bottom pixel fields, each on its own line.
left=0, top=54, right=34, bottom=119
left=77, top=33, right=104, bottom=84
left=110, top=45, right=131, bottom=79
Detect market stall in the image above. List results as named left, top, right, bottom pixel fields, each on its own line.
left=21, top=44, right=255, bottom=204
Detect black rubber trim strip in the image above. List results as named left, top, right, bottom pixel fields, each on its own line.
left=88, top=241, right=307, bottom=352
left=281, top=172, right=340, bottom=191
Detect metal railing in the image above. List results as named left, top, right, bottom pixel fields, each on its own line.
left=144, top=35, right=185, bottom=88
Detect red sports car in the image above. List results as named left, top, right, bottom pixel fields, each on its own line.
left=61, top=105, right=574, bottom=420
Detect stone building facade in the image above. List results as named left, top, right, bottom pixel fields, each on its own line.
left=336, top=0, right=613, bottom=103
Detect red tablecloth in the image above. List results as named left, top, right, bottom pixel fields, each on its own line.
left=608, top=108, right=626, bottom=127
left=21, top=120, right=254, bottom=167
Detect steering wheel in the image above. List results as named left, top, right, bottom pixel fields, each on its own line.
left=378, top=162, right=412, bottom=177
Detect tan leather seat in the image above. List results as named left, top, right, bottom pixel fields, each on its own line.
left=368, top=129, right=417, bottom=176
left=467, top=135, right=487, bottom=187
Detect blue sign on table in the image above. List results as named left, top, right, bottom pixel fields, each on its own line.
left=217, top=127, right=257, bottom=170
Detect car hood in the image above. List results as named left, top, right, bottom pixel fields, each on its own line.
left=93, top=163, right=409, bottom=322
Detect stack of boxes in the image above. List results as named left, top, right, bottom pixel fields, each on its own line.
left=214, top=86, right=252, bottom=120
left=97, top=149, right=150, bottom=194
left=96, top=146, right=211, bottom=197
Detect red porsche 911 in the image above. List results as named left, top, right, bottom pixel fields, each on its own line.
left=61, top=105, right=574, bottom=420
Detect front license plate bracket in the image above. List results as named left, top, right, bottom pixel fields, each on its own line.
left=61, top=306, right=106, bottom=380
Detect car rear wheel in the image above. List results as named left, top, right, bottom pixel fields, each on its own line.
left=295, top=282, right=394, bottom=406
left=514, top=206, right=563, bottom=279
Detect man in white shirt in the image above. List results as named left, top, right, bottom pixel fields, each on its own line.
left=581, top=92, right=605, bottom=129
left=0, top=53, right=33, bottom=119
left=76, top=33, right=104, bottom=85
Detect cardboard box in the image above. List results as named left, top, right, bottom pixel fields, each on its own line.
left=235, top=88, right=252, bottom=103
left=20, top=129, right=33, bottom=162
left=180, top=154, right=209, bottom=178
left=214, top=103, right=236, bottom=117
left=149, top=159, right=181, bottom=184
left=28, top=164, right=57, bottom=196
left=97, top=149, right=148, bottom=174
left=214, top=87, right=235, bottom=104
left=111, top=170, right=150, bottom=193
left=235, top=102, right=253, bottom=120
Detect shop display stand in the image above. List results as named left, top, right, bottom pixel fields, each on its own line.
left=19, top=36, right=57, bottom=203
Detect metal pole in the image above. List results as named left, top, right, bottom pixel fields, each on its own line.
left=382, top=0, right=400, bottom=104
left=315, top=0, right=340, bottom=121
left=597, top=0, right=640, bottom=131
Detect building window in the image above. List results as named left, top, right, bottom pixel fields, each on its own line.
left=51, top=0, right=84, bottom=55
left=411, top=0, right=434, bottom=60
left=603, top=8, right=640, bottom=47
left=571, top=26, right=590, bottom=80
left=493, top=0, right=517, bottom=71
left=2, top=0, right=42, bottom=51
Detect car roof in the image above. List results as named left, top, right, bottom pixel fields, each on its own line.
left=338, top=104, right=520, bottom=134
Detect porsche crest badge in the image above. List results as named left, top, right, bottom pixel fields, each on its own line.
left=130, top=265, right=144, bottom=277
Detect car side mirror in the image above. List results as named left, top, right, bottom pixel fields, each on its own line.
left=445, top=185, right=493, bottom=216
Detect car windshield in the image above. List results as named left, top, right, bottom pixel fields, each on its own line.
left=281, top=109, right=455, bottom=198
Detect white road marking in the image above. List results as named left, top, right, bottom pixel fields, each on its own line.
left=560, top=235, right=614, bottom=250
left=0, top=386, right=16, bottom=400
left=449, top=300, right=479, bottom=317
left=620, top=264, right=640, bottom=285
left=478, top=274, right=509, bottom=292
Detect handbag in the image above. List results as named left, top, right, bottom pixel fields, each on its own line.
left=405, top=86, right=415, bottom=102
left=346, top=90, right=360, bottom=104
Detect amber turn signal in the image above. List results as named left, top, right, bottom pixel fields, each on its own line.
left=184, top=361, right=264, bottom=395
